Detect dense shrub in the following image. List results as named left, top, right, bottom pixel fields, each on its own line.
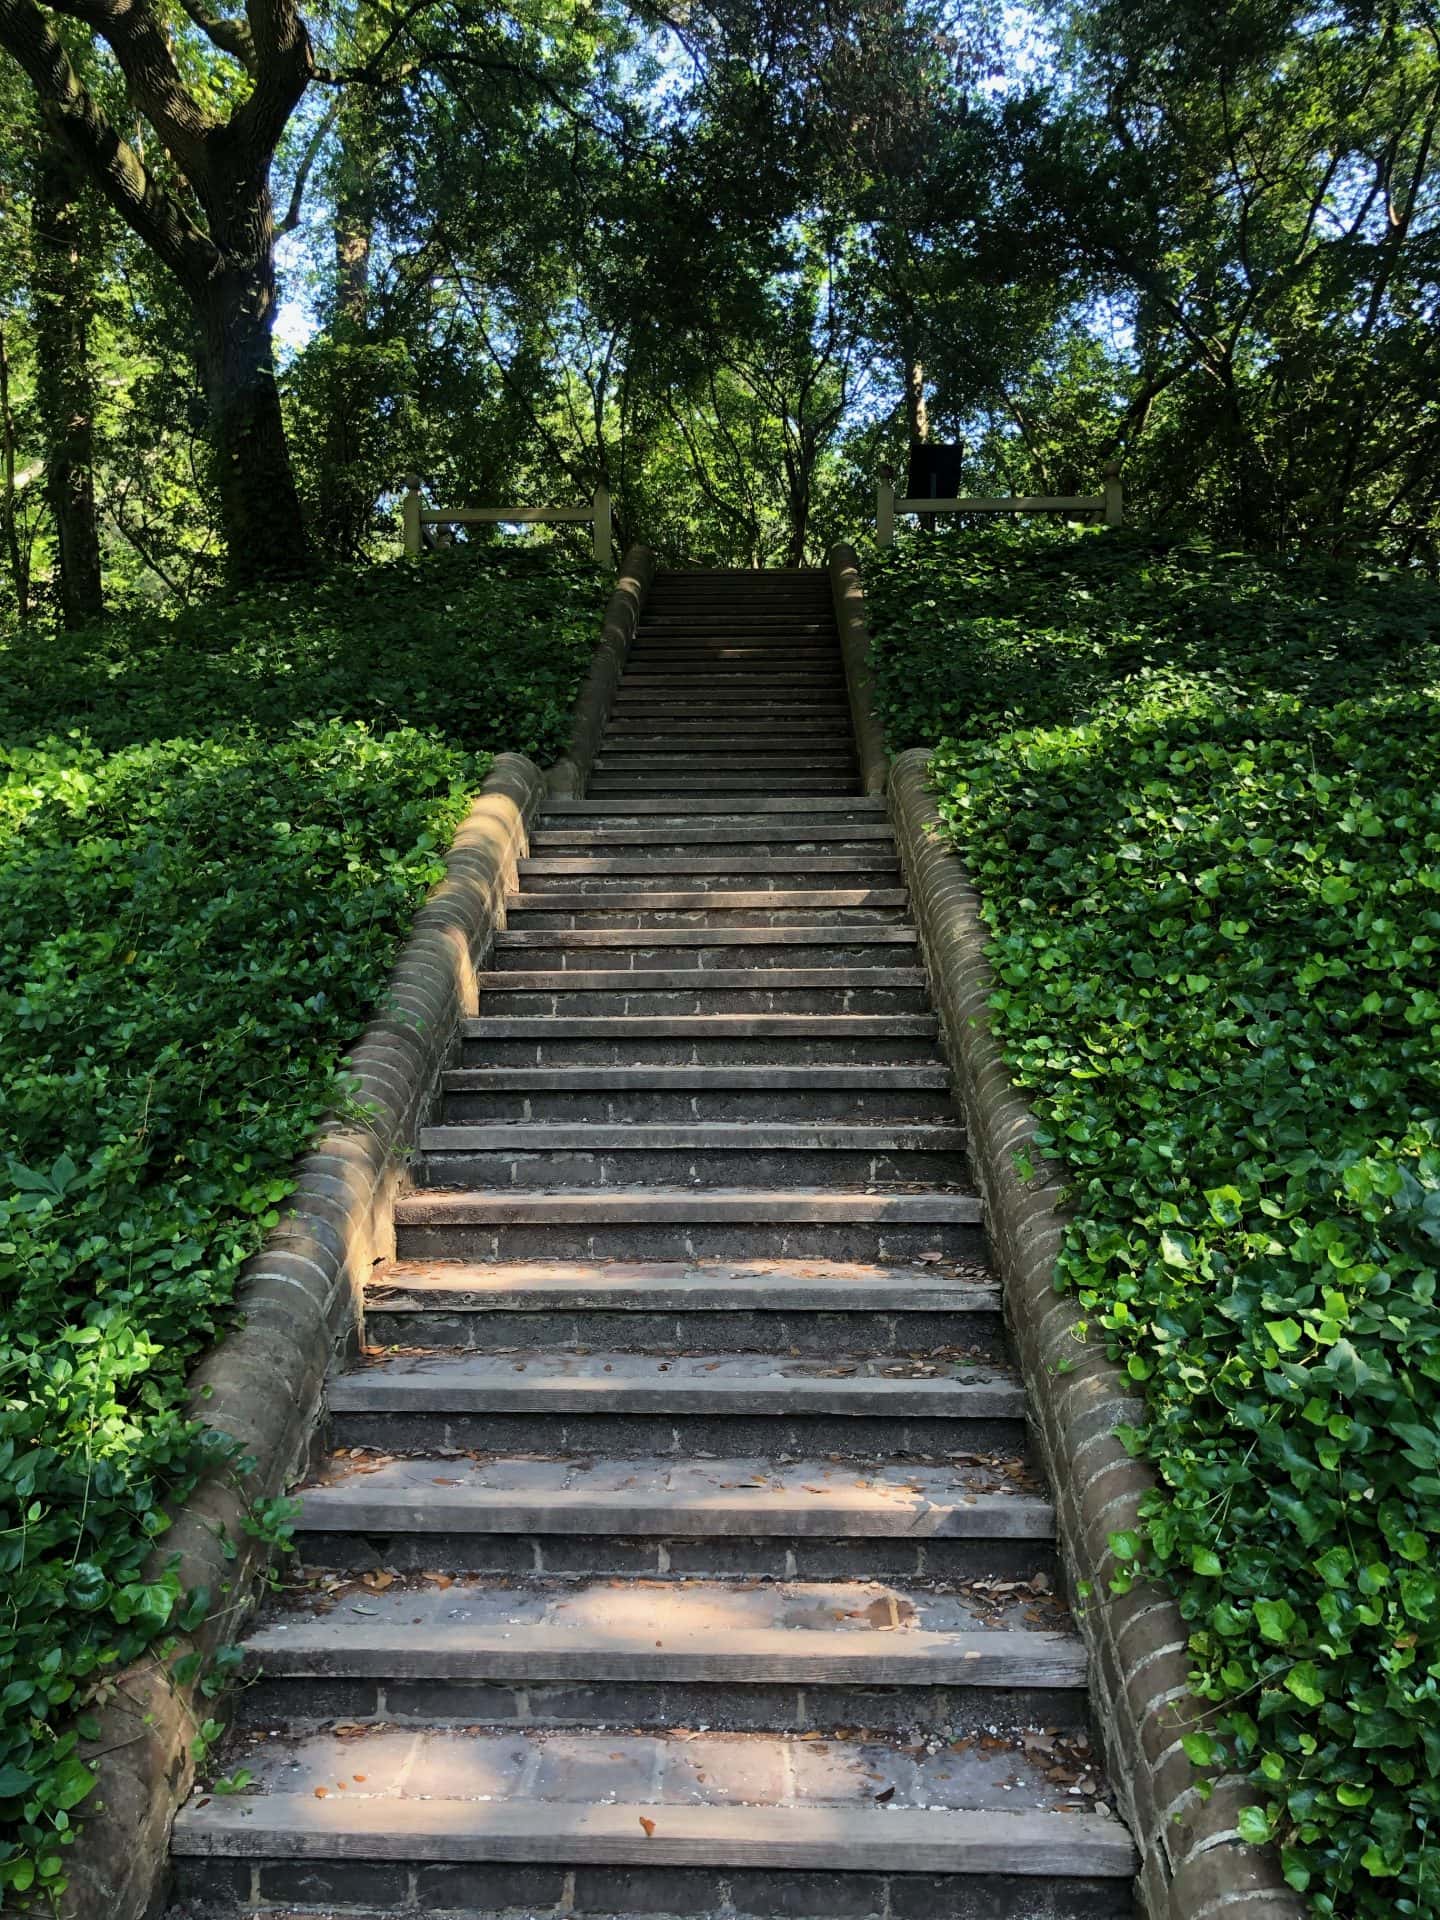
left=869, top=527, right=1440, bottom=1918
left=0, top=549, right=601, bottom=1901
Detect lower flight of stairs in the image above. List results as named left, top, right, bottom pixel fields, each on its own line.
left=168, top=569, right=1136, bottom=1919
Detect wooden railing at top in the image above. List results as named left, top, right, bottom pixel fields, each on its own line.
left=401, top=479, right=613, bottom=567
left=876, top=462, right=1122, bottom=545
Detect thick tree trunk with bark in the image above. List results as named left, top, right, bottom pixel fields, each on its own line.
left=0, top=0, right=316, bottom=586
left=194, top=186, right=311, bottom=584
left=33, top=123, right=103, bottom=626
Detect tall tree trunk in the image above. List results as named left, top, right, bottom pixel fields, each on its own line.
left=194, top=226, right=311, bottom=586
left=33, top=120, right=104, bottom=627
left=904, top=358, right=929, bottom=444
left=0, top=315, right=30, bottom=621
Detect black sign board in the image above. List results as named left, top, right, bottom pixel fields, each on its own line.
left=906, top=442, right=964, bottom=499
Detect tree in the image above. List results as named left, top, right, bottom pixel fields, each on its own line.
left=0, top=0, right=315, bottom=582
left=33, top=113, right=103, bottom=625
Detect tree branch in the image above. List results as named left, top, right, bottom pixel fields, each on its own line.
left=0, top=0, right=219, bottom=287
left=277, top=97, right=339, bottom=232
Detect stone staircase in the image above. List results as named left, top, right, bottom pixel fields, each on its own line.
left=169, top=569, right=1136, bottom=1919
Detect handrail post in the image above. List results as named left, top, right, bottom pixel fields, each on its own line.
left=592, top=484, right=612, bottom=568
left=876, top=469, right=896, bottom=548
left=1102, top=460, right=1123, bottom=527
left=402, top=477, right=423, bottom=556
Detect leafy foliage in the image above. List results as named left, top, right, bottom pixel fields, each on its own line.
left=0, top=549, right=600, bottom=1900
left=870, top=527, right=1440, bottom=1916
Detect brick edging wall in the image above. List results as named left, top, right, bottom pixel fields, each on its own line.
left=547, top=543, right=656, bottom=796
left=886, top=753, right=1302, bottom=1920
left=63, top=547, right=649, bottom=1920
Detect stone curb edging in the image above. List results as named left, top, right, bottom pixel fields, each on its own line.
left=547, top=543, right=656, bottom=797
left=885, top=753, right=1303, bottom=1920
left=825, top=536, right=1302, bottom=1920
left=827, top=542, right=889, bottom=794
left=62, top=550, right=655, bottom=1919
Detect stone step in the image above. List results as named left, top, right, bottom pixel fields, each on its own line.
left=471, top=985, right=931, bottom=1020
left=369, top=1255, right=992, bottom=1311
left=297, top=1451, right=1046, bottom=1542
left=516, top=856, right=902, bottom=879
left=607, top=707, right=852, bottom=723
left=628, top=638, right=838, bottom=652
left=592, top=752, right=858, bottom=768
left=496, top=926, right=917, bottom=950
left=171, top=1731, right=1132, bottom=1912
left=543, top=797, right=885, bottom=816
left=365, top=1254, right=1000, bottom=1356
left=506, top=890, right=908, bottom=911
left=619, top=674, right=847, bottom=689
left=503, top=908, right=910, bottom=930
left=326, top=1348, right=1023, bottom=1455
left=602, top=718, right=854, bottom=735
left=586, top=776, right=862, bottom=795
left=457, top=1015, right=939, bottom=1065
left=476, top=965, right=926, bottom=987
left=528, top=825, right=896, bottom=847
left=595, top=738, right=856, bottom=754
left=420, top=1121, right=964, bottom=1154
left=418, top=1149, right=960, bottom=1193
left=394, top=1186, right=985, bottom=1265
left=242, top=1566, right=1090, bottom=1704
left=439, top=1086, right=952, bottom=1124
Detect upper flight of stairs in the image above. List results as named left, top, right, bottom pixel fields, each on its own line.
left=168, top=569, right=1136, bottom=1920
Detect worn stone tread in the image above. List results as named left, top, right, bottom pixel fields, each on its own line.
left=246, top=1591, right=1084, bottom=1687
left=368, top=1257, right=996, bottom=1313
left=441, top=1065, right=948, bottom=1090
left=506, top=890, right=909, bottom=911
left=327, top=1349, right=1020, bottom=1420
left=496, top=927, right=917, bottom=948
left=394, top=1189, right=983, bottom=1226
left=542, top=798, right=886, bottom=816
left=419, top=1123, right=965, bottom=1154
left=462, top=1015, right=938, bottom=1039
left=475, top=969, right=926, bottom=992
left=296, top=1453, right=1055, bottom=1539
left=173, top=1796, right=1131, bottom=1878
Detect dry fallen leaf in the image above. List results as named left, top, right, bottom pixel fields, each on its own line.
left=313, top=1787, right=328, bottom=1799
left=639, top=1817, right=657, bottom=1838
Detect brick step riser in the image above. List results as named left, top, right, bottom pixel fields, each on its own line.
left=514, top=866, right=904, bottom=888
left=457, top=1039, right=943, bottom=1066
left=326, top=1409, right=1026, bottom=1458
left=514, top=875, right=906, bottom=894
left=595, top=739, right=857, bottom=754
left=363, top=1305, right=1005, bottom=1358
left=611, top=707, right=849, bottom=720
left=527, top=837, right=894, bottom=856
left=471, top=990, right=933, bottom=1016
left=489, top=947, right=917, bottom=971
left=233, top=1676, right=1083, bottom=1740
left=591, top=754, right=859, bottom=769
left=503, top=909, right=911, bottom=929
left=601, top=724, right=856, bottom=738
left=415, top=1147, right=964, bottom=1189
left=585, top=781, right=863, bottom=797
left=395, top=1220, right=988, bottom=1263
left=438, top=1088, right=955, bottom=1122
left=291, top=1530, right=1053, bottom=1586
left=173, top=1857, right=1125, bottom=1920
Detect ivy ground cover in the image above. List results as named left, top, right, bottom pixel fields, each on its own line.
left=868, top=527, right=1440, bottom=1917
left=0, top=549, right=600, bottom=1902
